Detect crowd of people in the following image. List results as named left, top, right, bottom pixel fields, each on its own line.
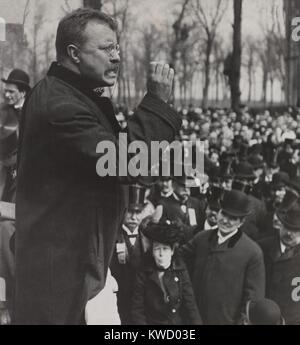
left=0, top=7, right=300, bottom=325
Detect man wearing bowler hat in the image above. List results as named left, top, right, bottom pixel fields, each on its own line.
left=259, top=191, right=300, bottom=324
left=1, top=69, right=31, bottom=124
left=180, top=189, right=265, bottom=325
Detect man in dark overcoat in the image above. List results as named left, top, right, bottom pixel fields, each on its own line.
left=15, top=9, right=181, bottom=324
left=180, top=190, right=265, bottom=325
left=258, top=193, right=300, bottom=324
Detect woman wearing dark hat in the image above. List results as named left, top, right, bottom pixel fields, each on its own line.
left=131, top=221, right=202, bottom=325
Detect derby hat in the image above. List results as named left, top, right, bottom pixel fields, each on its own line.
left=2, top=69, right=31, bottom=91
left=220, top=189, right=251, bottom=218
left=234, top=162, right=256, bottom=180
left=247, top=155, right=264, bottom=170
left=247, top=299, right=283, bottom=325
left=143, top=220, right=183, bottom=246
left=285, top=176, right=300, bottom=194
left=271, top=172, right=289, bottom=190
left=276, top=198, right=300, bottom=232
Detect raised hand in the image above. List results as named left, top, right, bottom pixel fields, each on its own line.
left=147, top=62, right=174, bottom=103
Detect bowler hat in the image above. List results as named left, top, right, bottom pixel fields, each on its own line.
left=220, top=190, right=251, bottom=218
left=247, top=299, right=283, bottom=325
left=234, top=162, right=256, bottom=180
left=277, top=198, right=300, bottom=232
left=2, top=69, right=31, bottom=91
left=285, top=176, right=300, bottom=194
left=247, top=155, right=264, bottom=170
left=144, top=220, right=183, bottom=245
left=271, top=172, right=289, bottom=190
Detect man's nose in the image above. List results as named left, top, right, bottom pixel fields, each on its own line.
left=110, top=51, right=120, bottom=63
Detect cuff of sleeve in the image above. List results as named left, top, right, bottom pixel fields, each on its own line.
left=140, top=93, right=182, bottom=132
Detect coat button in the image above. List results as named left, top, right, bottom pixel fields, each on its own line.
left=172, top=309, right=176, bottom=313
left=174, top=277, right=179, bottom=282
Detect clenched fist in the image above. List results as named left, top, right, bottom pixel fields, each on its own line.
left=147, top=62, right=174, bottom=103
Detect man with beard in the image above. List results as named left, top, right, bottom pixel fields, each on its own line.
left=154, top=173, right=206, bottom=243
left=180, top=190, right=265, bottom=324
left=15, top=8, right=181, bottom=324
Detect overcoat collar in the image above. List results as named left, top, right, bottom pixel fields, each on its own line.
left=208, top=228, right=243, bottom=251
left=47, top=62, right=122, bottom=135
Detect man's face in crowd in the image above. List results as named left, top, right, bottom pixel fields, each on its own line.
left=4, top=83, right=24, bottom=106
left=173, top=182, right=190, bottom=203
left=206, top=206, right=219, bottom=226
left=78, top=21, right=120, bottom=87
left=272, top=187, right=286, bottom=206
left=124, top=209, right=142, bottom=232
left=158, top=179, right=173, bottom=195
left=279, top=225, right=300, bottom=248
left=217, top=210, right=244, bottom=234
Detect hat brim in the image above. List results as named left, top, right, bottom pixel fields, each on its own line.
left=1, top=78, right=31, bottom=91
left=276, top=210, right=300, bottom=232
left=221, top=206, right=251, bottom=218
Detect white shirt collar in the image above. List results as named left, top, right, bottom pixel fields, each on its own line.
left=217, top=229, right=239, bottom=245
left=160, top=190, right=174, bottom=198
left=122, top=225, right=139, bottom=236
left=14, top=98, right=25, bottom=110
left=280, top=241, right=287, bottom=254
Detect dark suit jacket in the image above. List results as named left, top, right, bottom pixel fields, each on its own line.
left=15, top=62, right=181, bottom=325
left=110, top=228, right=148, bottom=324
left=258, top=236, right=300, bottom=325
left=180, top=228, right=265, bottom=325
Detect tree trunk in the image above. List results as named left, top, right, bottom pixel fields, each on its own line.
left=262, top=69, right=268, bottom=106
left=202, top=38, right=212, bottom=109
left=215, top=65, right=220, bottom=103
left=230, top=0, right=242, bottom=113
left=248, top=64, right=252, bottom=103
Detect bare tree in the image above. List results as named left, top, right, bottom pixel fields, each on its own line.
left=190, top=0, right=228, bottom=109
left=228, top=0, right=243, bottom=113
left=169, top=0, right=191, bottom=104
left=243, top=36, right=258, bottom=103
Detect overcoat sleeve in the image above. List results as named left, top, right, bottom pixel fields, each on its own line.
left=180, top=268, right=203, bottom=325
left=241, top=247, right=266, bottom=319
left=47, top=93, right=181, bottom=182
left=131, top=270, right=148, bottom=325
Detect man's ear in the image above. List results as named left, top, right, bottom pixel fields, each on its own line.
left=66, top=44, right=80, bottom=64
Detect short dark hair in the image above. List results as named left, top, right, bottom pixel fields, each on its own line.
left=55, top=8, right=118, bottom=61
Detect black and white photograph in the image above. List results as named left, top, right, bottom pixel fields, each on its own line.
left=0, top=0, right=300, bottom=328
